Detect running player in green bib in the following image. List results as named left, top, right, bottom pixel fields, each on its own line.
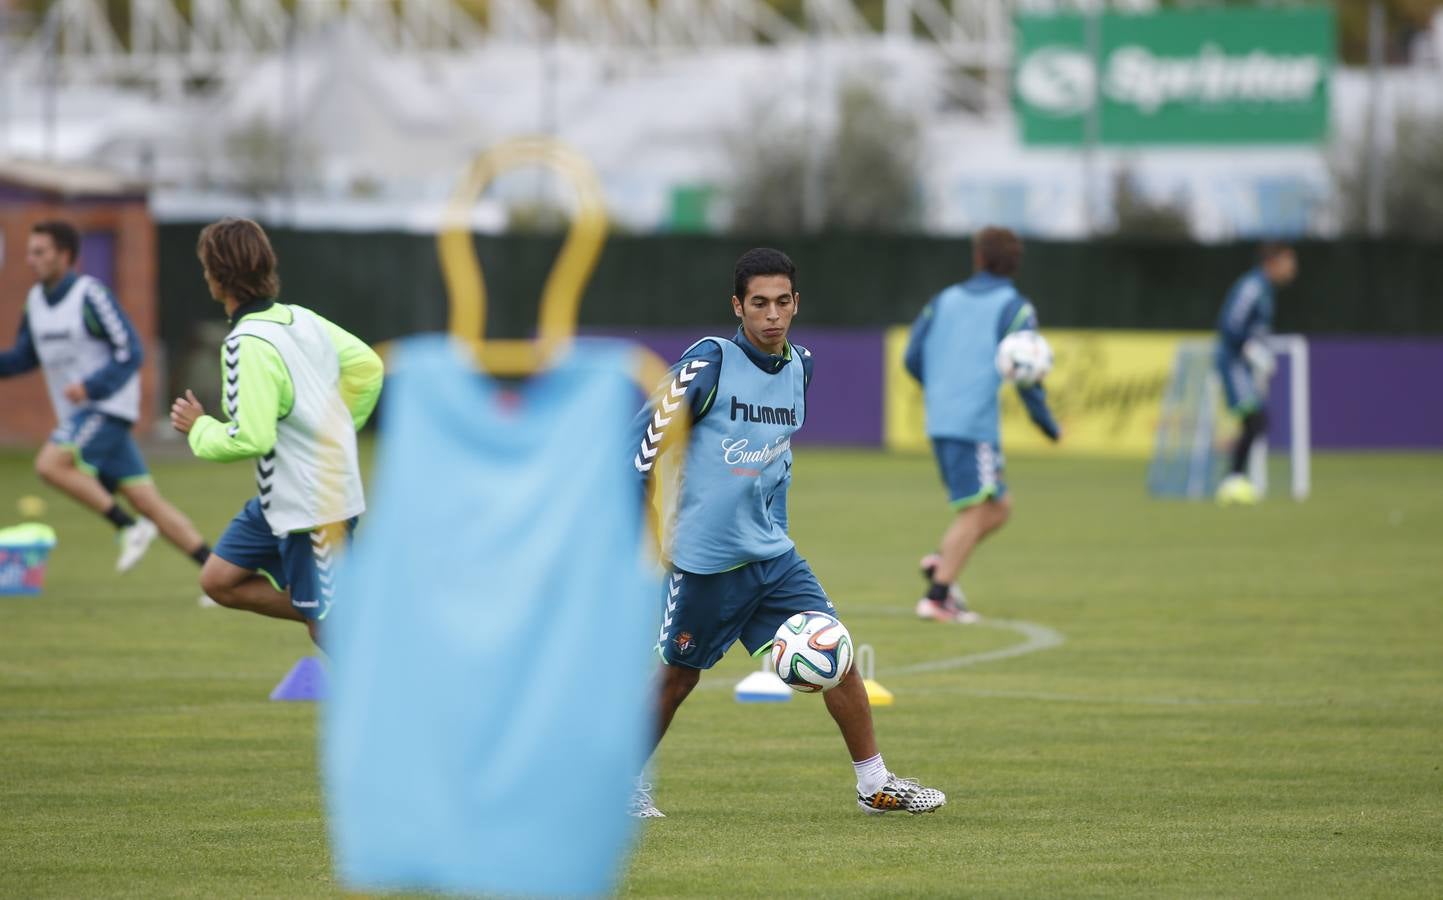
left=169, top=218, right=382, bottom=643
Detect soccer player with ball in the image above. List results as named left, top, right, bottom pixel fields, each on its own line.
left=903, top=227, right=1059, bottom=623
left=630, top=248, right=946, bottom=818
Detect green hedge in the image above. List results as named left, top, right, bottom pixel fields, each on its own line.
left=158, top=227, right=1443, bottom=353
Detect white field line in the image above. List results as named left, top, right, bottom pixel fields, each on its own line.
left=701, top=617, right=1064, bottom=692
left=898, top=686, right=1264, bottom=706
left=885, top=618, right=1064, bottom=676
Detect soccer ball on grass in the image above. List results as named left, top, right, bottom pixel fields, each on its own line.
left=771, top=611, right=853, bottom=693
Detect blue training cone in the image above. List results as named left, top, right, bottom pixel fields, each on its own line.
left=270, top=656, right=328, bottom=701
left=734, top=654, right=792, bottom=703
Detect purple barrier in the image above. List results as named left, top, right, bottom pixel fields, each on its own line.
left=597, top=329, right=1439, bottom=450
left=1265, top=337, right=1443, bottom=450
left=1304, top=337, right=1443, bottom=449
left=587, top=327, right=884, bottom=445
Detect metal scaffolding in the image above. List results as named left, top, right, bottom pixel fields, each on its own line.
left=3, top=0, right=1160, bottom=90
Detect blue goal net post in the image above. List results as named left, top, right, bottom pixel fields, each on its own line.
left=1147, top=335, right=1312, bottom=502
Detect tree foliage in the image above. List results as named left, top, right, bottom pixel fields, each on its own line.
left=1105, top=166, right=1193, bottom=240
left=728, top=81, right=921, bottom=233
left=1332, top=107, right=1443, bottom=238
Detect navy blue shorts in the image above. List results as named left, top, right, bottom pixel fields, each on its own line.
left=1217, top=354, right=1263, bottom=415
left=931, top=438, right=1007, bottom=510
left=658, top=547, right=835, bottom=670
left=213, top=498, right=355, bottom=621
left=50, top=410, right=149, bottom=493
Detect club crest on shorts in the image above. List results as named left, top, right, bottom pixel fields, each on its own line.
left=673, top=632, right=695, bottom=655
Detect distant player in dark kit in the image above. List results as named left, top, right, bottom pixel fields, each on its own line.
left=628, top=247, right=946, bottom=819
left=0, top=220, right=213, bottom=578
left=1215, top=242, right=1297, bottom=506
left=904, top=227, right=1060, bottom=622
left=169, top=218, right=383, bottom=643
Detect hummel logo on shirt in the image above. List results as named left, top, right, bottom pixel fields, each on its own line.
left=729, top=395, right=797, bottom=426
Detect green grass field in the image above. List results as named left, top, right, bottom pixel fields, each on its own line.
left=1, top=448, right=1440, bottom=898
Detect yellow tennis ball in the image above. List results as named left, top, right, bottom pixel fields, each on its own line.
left=17, top=495, right=47, bottom=518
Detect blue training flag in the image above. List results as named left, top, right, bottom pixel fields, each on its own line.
left=324, top=335, right=658, bottom=896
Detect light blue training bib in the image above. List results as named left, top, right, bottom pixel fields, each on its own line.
left=668, top=337, right=805, bottom=574
left=921, top=282, right=1018, bottom=445
left=324, top=335, right=657, bottom=896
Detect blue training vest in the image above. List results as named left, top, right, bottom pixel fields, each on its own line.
left=324, top=335, right=657, bottom=897
left=669, top=337, right=805, bottom=574
left=921, top=282, right=1018, bottom=445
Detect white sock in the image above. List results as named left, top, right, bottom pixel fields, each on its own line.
left=853, top=753, right=889, bottom=795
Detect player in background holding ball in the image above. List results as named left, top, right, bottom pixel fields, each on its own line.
left=904, top=227, right=1061, bottom=623
left=630, top=248, right=945, bottom=818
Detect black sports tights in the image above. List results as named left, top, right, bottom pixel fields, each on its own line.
left=1229, top=409, right=1268, bottom=475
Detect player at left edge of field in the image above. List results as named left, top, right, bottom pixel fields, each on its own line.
left=0, top=220, right=215, bottom=578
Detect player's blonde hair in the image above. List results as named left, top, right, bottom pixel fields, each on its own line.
left=197, top=217, right=280, bottom=303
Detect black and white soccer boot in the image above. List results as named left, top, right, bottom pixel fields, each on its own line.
left=857, top=774, right=947, bottom=815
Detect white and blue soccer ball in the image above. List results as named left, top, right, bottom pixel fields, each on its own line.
left=995, top=330, right=1054, bottom=387
left=771, top=611, right=853, bottom=693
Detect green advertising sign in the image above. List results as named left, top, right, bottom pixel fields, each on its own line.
left=1014, top=8, right=1334, bottom=146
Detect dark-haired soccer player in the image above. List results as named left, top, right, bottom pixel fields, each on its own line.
left=0, top=220, right=213, bottom=575
left=1215, top=242, right=1297, bottom=506
left=629, top=247, right=946, bottom=819
left=169, top=217, right=382, bottom=643
left=904, top=227, right=1060, bottom=622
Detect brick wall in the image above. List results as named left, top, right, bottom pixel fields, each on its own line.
left=0, top=201, right=158, bottom=447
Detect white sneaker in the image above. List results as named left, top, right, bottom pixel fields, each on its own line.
left=629, top=779, right=665, bottom=819
left=198, top=594, right=220, bottom=608
left=116, top=518, right=158, bottom=573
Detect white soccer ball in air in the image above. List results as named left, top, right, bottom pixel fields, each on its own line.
left=770, top=611, right=853, bottom=693
left=995, top=330, right=1054, bottom=387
